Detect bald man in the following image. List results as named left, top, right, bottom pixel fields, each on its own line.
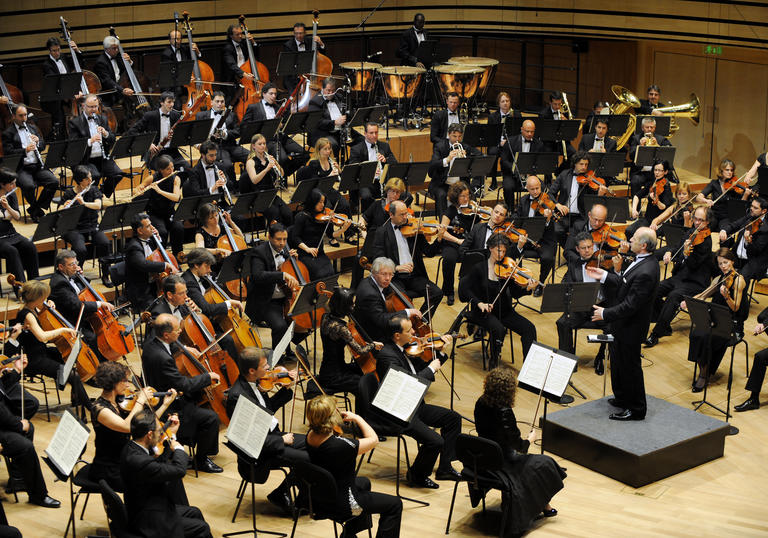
left=501, top=120, right=544, bottom=208
left=512, top=175, right=556, bottom=294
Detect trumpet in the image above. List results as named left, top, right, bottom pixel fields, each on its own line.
left=451, top=142, right=466, bottom=159
left=640, top=132, right=659, bottom=147
left=212, top=163, right=233, bottom=205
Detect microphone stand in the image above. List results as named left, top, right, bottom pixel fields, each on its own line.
left=355, top=0, right=388, bottom=136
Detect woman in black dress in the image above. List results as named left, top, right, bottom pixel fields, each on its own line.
left=290, top=188, right=351, bottom=280
left=695, top=159, right=751, bottom=231
left=240, top=134, right=292, bottom=226
left=628, top=159, right=674, bottom=238
left=60, top=166, right=112, bottom=270
left=296, top=137, right=351, bottom=218
left=439, top=181, right=476, bottom=305
left=194, top=202, right=245, bottom=271
left=133, top=154, right=184, bottom=257
left=474, top=367, right=566, bottom=536
left=305, top=394, right=402, bottom=537
left=89, top=362, right=176, bottom=491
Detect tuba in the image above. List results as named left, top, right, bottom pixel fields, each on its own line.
left=606, top=85, right=641, bottom=151
left=652, top=93, right=700, bottom=137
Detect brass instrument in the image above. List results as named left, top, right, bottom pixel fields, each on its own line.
left=652, top=93, right=700, bottom=137
left=607, top=85, right=640, bottom=150
left=641, top=132, right=659, bottom=147
left=450, top=142, right=466, bottom=159
left=559, top=91, right=580, bottom=157
left=459, top=102, right=468, bottom=125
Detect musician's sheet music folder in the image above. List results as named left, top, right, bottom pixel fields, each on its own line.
left=225, top=395, right=273, bottom=460
left=517, top=341, right=577, bottom=401
left=372, top=365, right=428, bottom=427
left=44, top=409, right=90, bottom=478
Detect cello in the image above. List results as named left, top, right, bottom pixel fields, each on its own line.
left=234, top=15, right=269, bottom=120
left=280, top=249, right=326, bottom=332
left=108, top=27, right=152, bottom=115
left=178, top=305, right=239, bottom=389
left=172, top=340, right=230, bottom=425
left=0, top=64, right=23, bottom=133
left=296, top=10, right=334, bottom=111
left=202, top=274, right=262, bottom=352
left=215, top=207, right=248, bottom=299
left=180, top=11, right=213, bottom=117
left=147, top=232, right=181, bottom=290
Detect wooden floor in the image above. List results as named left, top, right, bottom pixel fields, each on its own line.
left=8, top=249, right=768, bottom=538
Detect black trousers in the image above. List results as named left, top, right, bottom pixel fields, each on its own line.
left=393, top=273, right=443, bottom=319
left=17, top=164, right=58, bottom=212
left=465, top=304, right=536, bottom=361
left=555, top=213, right=585, bottom=248
left=745, top=348, right=768, bottom=394
left=555, top=311, right=606, bottom=356
left=62, top=228, right=111, bottom=265
left=2, top=387, right=39, bottom=423
left=298, top=253, right=335, bottom=281
left=441, top=242, right=461, bottom=296
left=347, top=476, right=403, bottom=538
left=84, top=157, right=124, bottom=198
left=0, top=423, right=48, bottom=502
left=149, top=214, right=185, bottom=256
left=174, top=398, right=220, bottom=460
left=254, top=298, right=292, bottom=349
left=403, top=403, right=460, bottom=479
left=651, top=277, right=704, bottom=335
left=0, top=234, right=39, bottom=281
left=428, top=183, right=449, bottom=219
left=609, top=335, right=647, bottom=416
left=174, top=505, right=212, bottom=538
left=520, top=240, right=556, bottom=283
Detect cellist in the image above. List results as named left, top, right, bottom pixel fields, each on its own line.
left=124, top=212, right=176, bottom=312
left=182, top=248, right=245, bottom=321
left=92, top=35, right=134, bottom=108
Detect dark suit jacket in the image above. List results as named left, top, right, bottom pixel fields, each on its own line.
left=124, top=238, right=165, bottom=310
left=578, top=133, right=618, bottom=153
left=1, top=123, right=45, bottom=158
left=126, top=108, right=182, bottom=143
left=724, top=215, right=768, bottom=270
left=244, top=241, right=286, bottom=321
left=602, top=255, right=660, bottom=346
left=42, top=52, right=82, bottom=77
left=488, top=109, right=522, bottom=151
left=195, top=108, right=239, bottom=146
left=512, top=194, right=556, bottom=245
left=160, top=45, right=192, bottom=64
left=347, top=140, right=397, bottom=166
left=628, top=133, right=671, bottom=172
left=667, top=231, right=712, bottom=288
left=459, top=221, right=494, bottom=257
left=375, top=341, right=435, bottom=384
left=281, top=37, right=323, bottom=91
left=241, top=100, right=279, bottom=125
left=181, top=269, right=228, bottom=320
left=141, top=336, right=212, bottom=396
left=92, top=52, right=128, bottom=94
left=67, top=113, right=116, bottom=163
left=428, top=139, right=477, bottom=188
left=373, top=222, right=440, bottom=279
left=396, top=27, right=428, bottom=66
left=502, top=134, right=545, bottom=174
left=221, top=39, right=252, bottom=82
left=547, top=167, right=599, bottom=215
left=308, top=94, right=344, bottom=143
left=49, top=271, right=99, bottom=325
left=184, top=158, right=236, bottom=198
left=635, top=99, right=659, bottom=115
left=458, top=258, right=528, bottom=311
left=353, top=276, right=409, bottom=342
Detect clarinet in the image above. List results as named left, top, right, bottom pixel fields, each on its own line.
left=23, top=122, right=44, bottom=167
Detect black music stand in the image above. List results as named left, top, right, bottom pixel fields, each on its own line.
left=514, top=152, right=559, bottom=178
left=281, top=111, right=322, bottom=141
left=291, top=176, right=337, bottom=205
left=289, top=274, right=339, bottom=370
left=109, top=132, right=156, bottom=198
left=447, top=155, right=496, bottom=179
left=170, top=118, right=212, bottom=157
left=276, top=51, right=314, bottom=77
left=0, top=154, right=22, bottom=172
left=726, top=198, right=750, bottom=222
left=504, top=116, right=525, bottom=137
left=217, top=249, right=252, bottom=302
left=661, top=223, right=686, bottom=248
left=635, top=116, right=672, bottom=136
left=239, top=119, right=281, bottom=144
left=233, top=189, right=277, bottom=240
left=384, top=162, right=429, bottom=189
left=173, top=194, right=219, bottom=224
left=587, top=152, right=626, bottom=179
left=347, top=105, right=387, bottom=131
left=98, top=199, right=149, bottom=251
left=40, top=73, right=82, bottom=103
left=158, top=60, right=194, bottom=90
left=338, top=162, right=377, bottom=195
left=32, top=206, right=84, bottom=259
left=588, top=114, right=632, bottom=137
left=513, top=216, right=547, bottom=244
left=634, top=146, right=676, bottom=168
left=463, top=124, right=503, bottom=150
left=582, top=195, right=630, bottom=223
left=44, top=138, right=88, bottom=187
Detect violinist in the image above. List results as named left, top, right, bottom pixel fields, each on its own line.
left=629, top=159, right=674, bottom=237
left=373, top=200, right=445, bottom=318
left=41, top=36, right=83, bottom=140
left=222, top=24, right=257, bottom=99
left=578, top=118, right=617, bottom=154
left=458, top=233, right=537, bottom=367
left=650, top=181, right=694, bottom=233
left=141, top=313, right=222, bottom=474
left=67, top=94, right=123, bottom=198
left=513, top=175, right=557, bottom=294
left=360, top=177, right=413, bottom=232
left=428, top=123, right=480, bottom=217
left=185, top=141, right=236, bottom=205
left=347, top=122, right=398, bottom=211
left=645, top=206, right=713, bottom=348
left=718, top=196, right=768, bottom=284
left=90, top=362, right=177, bottom=491
left=682, top=248, right=748, bottom=393
left=1, top=324, right=40, bottom=420
left=133, top=154, right=184, bottom=257
left=375, top=314, right=461, bottom=488
left=564, top=202, right=614, bottom=265
left=121, top=409, right=213, bottom=538
left=742, top=150, right=768, bottom=187
left=308, top=78, right=347, bottom=158
left=628, top=117, right=671, bottom=198
left=245, top=223, right=300, bottom=348
left=282, top=22, right=326, bottom=93
left=225, top=347, right=307, bottom=516
left=195, top=91, right=248, bottom=172
left=296, top=137, right=352, bottom=221
left=240, top=133, right=293, bottom=225
left=459, top=202, right=510, bottom=257
left=440, top=182, right=477, bottom=305
left=0, top=169, right=39, bottom=288
left=695, top=159, right=752, bottom=231
left=124, top=212, right=176, bottom=312
left=160, top=29, right=200, bottom=109
left=501, top=119, right=544, bottom=208
left=734, top=305, right=768, bottom=412
left=487, top=91, right=522, bottom=191
left=125, top=92, right=188, bottom=172
left=92, top=36, right=135, bottom=108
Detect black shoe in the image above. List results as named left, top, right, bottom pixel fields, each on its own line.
left=434, top=467, right=462, bottom=481
left=533, top=284, right=544, bottom=298
left=594, top=356, right=604, bottom=376
left=734, top=397, right=760, bottom=412
left=644, top=333, right=659, bottom=348
left=267, top=489, right=294, bottom=516
left=30, top=495, right=61, bottom=508
left=692, top=377, right=707, bottom=393
left=609, top=409, right=645, bottom=421
left=446, top=294, right=455, bottom=306
left=542, top=508, right=558, bottom=518
left=378, top=436, right=387, bottom=442
left=196, top=457, right=223, bottom=473
left=406, top=471, right=439, bottom=489
left=328, top=239, right=340, bottom=248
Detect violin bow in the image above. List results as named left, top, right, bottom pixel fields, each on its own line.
left=710, top=170, right=750, bottom=207
left=292, top=344, right=347, bottom=430
left=425, top=285, right=461, bottom=401
left=409, top=208, right=425, bottom=263
left=1, top=292, right=9, bottom=357
left=19, top=352, right=25, bottom=422
left=668, top=220, right=706, bottom=261
left=315, top=198, right=340, bottom=252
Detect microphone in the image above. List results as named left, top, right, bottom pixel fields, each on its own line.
left=366, top=51, right=382, bottom=60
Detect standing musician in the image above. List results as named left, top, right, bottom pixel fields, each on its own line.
left=629, top=159, right=674, bottom=236
left=41, top=36, right=83, bottom=140
left=121, top=409, right=213, bottom=538
left=1, top=104, right=59, bottom=222
left=397, top=13, right=427, bottom=68
left=375, top=314, right=461, bottom=487
left=458, top=233, right=537, bottom=368
left=185, top=140, right=236, bottom=204
left=428, top=123, right=480, bottom=218
left=124, top=212, right=176, bottom=312
left=160, top=29, right=201, bottom=110
left=240, top=133, right=293, bottom=226
left=645, top=206, right=713, bottom=348
left=459, top=202, right=512, bottom=257
left=133, top=154, right=184, bottom=257
left=487, top=92, right=522, bottom=191
left=296, top=138, right=352, bottom=221
left=92, top=35, right=135, bottom=108
left=196, top=91, right=248, bottom=175
left=0, top=169, right=39, bottom=286
left=373, top=200, right=445, bottom=318
left=430, top=92, right=461, bottom=144
left=193, top=203, right=245, bottom=271
left=225, top=347, right=307, bottom=515
left=502, top=119, right=545, bottom=209
left=439, top=182, right=478, bottom=306
left=347, top=121, right=398, bottom=212
left=588, top=227, right=660, bottom=421
left=735, top=305, right=768, bottom=412
left=635, top=84, right=662, bottom=115
left=718, top=196, right=768, bottom=285
left=628, top=117, right=671, bottom=198
left=241, top=83, right=309, bottom=179
left=682, top=248, right=748, bottom=393
left=578, top=118, right=617, bottom=154
left=282, top=22, right=326, bottom=93
left=695, top=159, right=752, bottom=232
left=141, top=313, right=223, bottom=474
left=308, top=77, right=347, bottom=157
left=513, top=175, right=557, bottom=294
left=221, top=24, right=257, bottom=100
left=67, top=94, right=123, bottom=198
left=126, top=91, right=189, bottom=172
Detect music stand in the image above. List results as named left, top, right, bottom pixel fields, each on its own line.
left=756, top=167, right=768, bottom=195
left=0, top=154, right=22, bottom=172
left=32, top=206, right=84, bottom=258
left=726, top=198, right=750, bottom=222
left=157, top=60, right=194, bottom=90
left=635, top=116, right=671, bottom=136
left=505, top=116, right=525, bottom=137
left=44, top=138, right=88, bottom=187
left=281, top=111, right=322, bottom=140
left=239, top=119, right=281, bottom=144
left=512, top=216, right=547, bottom=244
left=234, top=189, right=277, bottom=240
left=582, top=195, right=630, bottom=223
left=447, top=155, right=496, bottom=179
left=587, top=152, right=626, bottom=179
left=99, top=199, right=148, bottom=251
left=173, top=194, right=219, bottom=224
left=169, top=119, right=212, bottom=158
left=347, top=105, right=387, bottom=131
left=661, top=223, right=686, bottom=249
left=597, top=114, right=632, bottom=138
left=537, top=119, right=582, bottom=144
left=463, top=124, right=503, bottom=149
left=276, top=51, right=314, bottom=77
left=217, top=249, right=252, bottom=302
left=384, top=162, right=429, bottom=189
left=338, top=162, right=377, bottom=195
left=40, top=73, right=82, bottom=103
left=514, top=152, right=559, bottom=178
left=291, top=176, right=337, bottom=205
left=634, top=146, right=676, bottom=168
left=109, top=132, right=156, bottom=198
left=289, top=274, right=339, bottom=369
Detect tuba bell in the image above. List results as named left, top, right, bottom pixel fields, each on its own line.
left=606, top=85, right=641, bottom=150
left=652, top=93, right=700, bottom=137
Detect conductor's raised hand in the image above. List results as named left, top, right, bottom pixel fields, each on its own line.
left=585, top=265, right=605, bottom=280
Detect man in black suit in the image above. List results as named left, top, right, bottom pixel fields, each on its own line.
left=396, top=13, right=427, bottom=68
left=195, top=91, right=247, bottom=176
left=67, top=94, right=123, bottom=198
left=578, top=118, right=617, bottom=154
left=374, top=314, right=461, bottom=488
left=501, top=119, right=545, bottom=208
left=0, top=170, right=39, bottom=284
left=225, top=347, right=308, bottom=514
left=720, top=196, right=768, bottom=285
left=589, top=227, right=660, bottom=420
left=124, top=212, right=174, bottom=313
left=41, top=36, right=84, bottom=139
left=160, top=29, right=201, bottom=110
left=142, top=313, right=223, bottom=473
left=459, top=202, right=510, bottom=257
left=628, top=117, right=671, bottom=197
left=487, top=91, right=522, bottom=191
left=121, top=409, right=212, bottom=538
left=245, top=223, right=300, bottom=348
left=221, top=24, right=256, bottom=100
left=735, top=305, right=768, bottom=412
left=182, top=248, right=244, bottom=320
left=373, top=201, right=444, bottom=318
left=353, top=257, right=422, bottom=343
left=428, top=123, right=480, bottom=217
left=347, top=121, right=398, bottom=211
left=1, top=105, right=59, bottom=222
left=92, top=35, right=135, bottom=108
left=126, top=91, right=189, bottom=172
left=308, top=77, right=347, bottom=157
left=430, top=92, right=460, bottom=145
left=635, top=84, right=662, bottom=115
left=282, top=22, right=326, bottom=94
left=513, top=176, right=557, bottom=294
left=183, top=140, right=235, bottom=203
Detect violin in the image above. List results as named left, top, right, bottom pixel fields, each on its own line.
left=153, top=415, right=178, bottom=456
left=404, top=331, right=465, bottom=361
left=683, top=226, right=711, bottom=256
left=746, top=217, right=762, bottom=243
left=234, top=15, right=270, bottom=120
left=257, top=367, right=305, bottom=392
left=493, top=257, right=542, bottom=288
left=722, top=174, right=747, bottom=196
left=180, top=12, right=214, bottom=117
left=530, top=192, right=562, bottom=221
left=296, top=10, right=334, bottom=112
left=314, top=208, right=361, bottom=229
left=118, top=386, right=178, bottom=412
left=648, top=177, right=668, bottom=207
left=397, top=216, right=460, bottom=240
left=108, top=27, right=152, bottom=116
left=202, top=274, right=262, bottom=352
left=458, top=203, right=491, bottom=221
left=215, top=208, right=248, bottom=299
left=591, top=224, right=626, bottom=250
left=492, top=222, right=540, bottom=248
left=577, top=170, right=613, bottom=196
left=279, top=249, right=327, bottom=332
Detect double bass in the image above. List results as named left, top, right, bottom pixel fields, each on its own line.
left=180, top=11, right=213, bottom=117
left=0, top=64, right=23, bottom=133
left=108, top=27, right=152, bottom=115
left=296, top=10, right=334, bottom=111
left=234, top=15, right=269, bottom=120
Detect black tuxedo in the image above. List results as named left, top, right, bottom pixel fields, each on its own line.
left=92, top=52, right=128, bottom=107
left=124, top=237, right=165, bottom=312
left=723, top=215, right=768, bottom=283
left=282, top=37, right=324, bottom=93
left=41, top=52, right=84, bottom=137
left=0, top=398, right=49, bottom=503
left=428, top=139, right=479, bottom=217
left=512, top=194, right=557, bottom=282
left=459, top=221, right=496, bottom=258
left=500, top=133, right=546, bottom=207
left=67, top=113, right=123, bottom=197
left=578, top=133, right=618, bottom=153
left=1, top=123, right=58, bottom=214
left=184, top=158, right=236, bottom=201
left=352, top=276, right=409, bottom=343
left=160, top=45, right=194, bottom=109
left=126, top=108, right=189, bottom=171
left=49, top=270, right=99, bottom=337
left=487, top=109, right=522, bottom=187
left=195, top=109, right=240, bottom=148
left=396, top=27, right=428, bottom=66
left=221, top=39, right=251, bottom=83
left=308, top=94, right=345, bottom=153
left=429, top=109, right=461, bottom=144
left=347, top=139, right=398, bottom=210
left=547, top=167, right=599, bottom=245
left=635, top=99, right=660, bottom=115
left=245, top=241, right=291, bottom=346
left=181, top=270, right=227, bottom=319
left=41, top=53, right=82, bottom=77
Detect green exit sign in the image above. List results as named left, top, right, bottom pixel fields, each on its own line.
left=704, top=45, right=723, bottom=55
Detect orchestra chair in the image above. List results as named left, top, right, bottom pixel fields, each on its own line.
left=23, top=373, right=60, bottom=422
left=98, top=479, right=143, bottom=538
left=445, top=433, right=510, bottom=538
left=692, top=330, right=750, bottom=405
left=226, top=443, right=290, bottom=523
left=64, top=461, right=102, bottom=538
left=2, top=456, right=19, bottom=503
left=290, top=460, right=373, bottom=538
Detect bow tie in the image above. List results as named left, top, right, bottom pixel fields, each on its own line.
left=161, top=113, right=171, bottom=118
left=18, top=125, right=26, bottom=130
left=370, top=144, right=377, bottom=149
left=265, top=102, right=277, bottom=109
left=87, top=116, right=96, bottom=122
left=213, top=111, right=222, bottom=116
left=205, top=165, right=215, bottom=170
left=595, top=138, right=603, bottom=141
left=394, top=223, right=406, bottom=230
left=415, top=30, right=424, bottom=35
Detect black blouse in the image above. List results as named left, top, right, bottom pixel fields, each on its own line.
left=90, top=397, right=131, bottom=469
left=291, top=211, right=333, bottom=255
left=474, top=398, right=530, bottom=462
left=13, top=307, right=49, bottom=358
left=306, top=434, right=362, bottom=519
left=239, top=154, right=279, bottom=193
left=0, top=192, right=20, bottom=238
left=197, top=227, right=221, bottom=249
left=319, top=315, right=374, bottom=378
left=61, top=186, right=104, bottom=231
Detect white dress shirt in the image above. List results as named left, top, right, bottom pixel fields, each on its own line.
left=270, top=245, right=287, bottom=299
left=392, top=222, right=413, bottom=268
left=232, top=40, right=244, bottom=65
left=159, top=112, right=171, bottom=147
left=568, top=175, right=580, bottom=214
left=50, top=54, right=67, bottom=74
left=85, top=115, right=104, bottom=158
left=15, top=124, right=37, bottom=165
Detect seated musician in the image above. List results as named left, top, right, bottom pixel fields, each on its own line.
left=459, top=202, right=510, bottom=256
left=93, top=35, right=134, bottom=108
left=308, top=77, right=347, bottom=158
left=67, top=94, right=123, bottom=198
left=635, top=84, right=662, bottom=115
left=0, top=169, right=39, bottom=287
left=141, top=313, right=222, bottom=473
left=296, top=138, right=352, bottom=222
left=396, top=13, right=427, bottom=68
left=735, top=305, right=768, bottom=412
left=645, top=206, right=713, bottom=348
left=488, top=92, right=522, bottom=191
left=650, top=181, right=694, bottom=234
left=160, top=29, right=199, bottom=109
left=1, top=325, right=40, bottom=420
left=718, top=196, right=768, bottom=285
left=0, top=353, right=61, bottom=508
left=373, top=200, right=445, bottom=318
left=628, top=117, right=671, bottom=198
left=578, top=117, right=617, bottom=154
left=360, top=177, right=413, bottom=232
left=245, top=223, right=300, bottom=348
left=695, top=159, right=752, bottom=232
left=347, top=121, right=398, bottom=212
left=513, top=175, right=557, bottom=295
left=290, top=188, right=352, bottom=279
left=458, top=233, right=537, bottom=368
left=185, top=141, right=235, bottom=206
left=195, top=91, right=248, bottom=178
left=194, top=204, right=245, bottom=269
left=1, top=104, right=59, bottom=222
left=240, top=133, right=293, bottom=226
left=555, top=232, right=610, bottom=374
left=183, top=248, right=245, bottom=320
left=743, top=150, right=768, bottom=186
left=375, top=314, right=461, bottom=488
left=282, top=22, right=326, bottom=93
left=121, top=409, right=213, bottom=538
left=564, top=202, right=611, bottom=264
left=41, top=36, right=83, bottom=140
left=90, top=361, right=176, bottom=491
left=501, top=119, right=545, bottom=209
left=125, top=91, right=189, bottom=172
left=225, top=347, right=308, bottom=515
left=682, top=248, right=748, bottom=393
left=584, top=100, right=610, bottom=134
left=241, top=83, right=309, bottom=179
left=221, top=24, right=255, bottom=100
left=430, top=92, right=460, bottom=145
left=629, top=159, right=674, bottom=238
left=124, top=212, right=175, bottom=312
left=60, top=166, right=113, bottom=282
left=133, top=154, right=184, bottom=257
left=439, top=182, right=481, bottom=306
left=428, top=123, right=480, bottom=218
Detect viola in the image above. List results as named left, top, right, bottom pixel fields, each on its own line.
left=590, top=224, right=626, bottom=250
left=347, top=315, right=378, bottom=377
left=215, top=208, right=248, bottom=299
left=493, top=257, right=541, bottom=288
left=202, top=274, right=262, bottom=352
left=296, top=10, right=333, bottom=111
left=180, top=12, right=214, bottom=117
left=172, top=335, right=230, bottom=425
left=74, top=271, right=135, bottom=360
left=530, top=192, right=562, bottom=221
left=404, top=332, right=465, bottom=362
left=234, top=15, right=270, bottom=120
left=458, top=203, right=491, bottom=221
left=577, top=170, right=613, bottom=196
left=314, top=208, right=361, bottom=229
left=108, top=27, right=152, bottom=115
left=279, top=249, right=326, bottom=332
left=746, top=218, right=762, bottom=243
left=492, top=221, right=540, bottom=248
left=397, top=216, right=461, bottom=239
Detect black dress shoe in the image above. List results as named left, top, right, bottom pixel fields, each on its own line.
left=267, top=490, right=294, bottom=516
left=196, top=458, right=223, bottom=473
left=30, top=495, right=61, bottom=508
left=644, top=333, right=659, bottom=348
left=446, top=294, right=455, bottom=306
left=378, top=436, right=387, bottom=442
left=609, top=409, right=645, bottom=421
left=692, top=377, right=707, bottom=393
left=533, top=284, right=544, bottom=298
left=406, top=471, right=439, bottom=489
left=734, top=397, right=760, bottom=412
left=434, top=467, right=462, bottom=481
left=594, top=356, right=604, bottom=376
left=542, top=507, right=558, bottom=517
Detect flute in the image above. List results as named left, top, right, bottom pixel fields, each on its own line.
left=128, top=171, right=178, bottom=201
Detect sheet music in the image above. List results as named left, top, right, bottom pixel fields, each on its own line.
left=225, top=396, right=273, bottom=460
left=270, top=321, right=295, bottom=369
left=518, top=342, right=576, bottom=398
left=372, top=367, right=427, bottom=423
left=44, top=410, right=90, bottom=477
left=58, top=336, right=81, bottom=390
